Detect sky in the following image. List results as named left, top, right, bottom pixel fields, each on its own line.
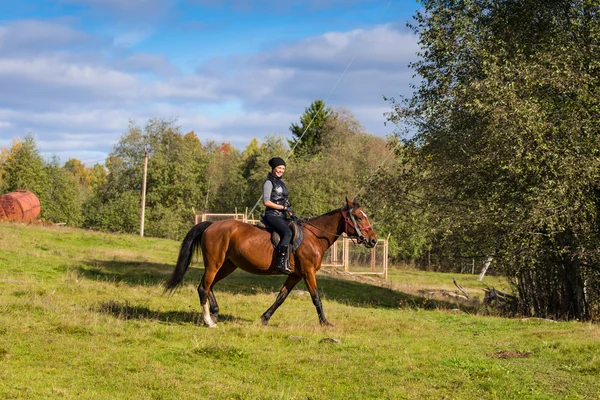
left=0, top=0, right=421, bottom=166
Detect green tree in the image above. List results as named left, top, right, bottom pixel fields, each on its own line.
left=0, top=146, right=8, bottom=188
left=388, top=0, right=600, bottom=319
left=42, top=157, right=84, bottom=226
left=202, top=141, right=245, bottom=213
left=288, top=99, right=333, bottom=157
left=363, top=137, right=431, bottom=263
left=0, top=136, right=48, bottom=196
left=84, top=119, right=209, bottom=239
left=64, top=158, right=90, bottom=186
left=287, top=109, right=390, bottom=218
left=88, top=164, right=107, bottom=192
left=0, top=137, right=86, bottom=226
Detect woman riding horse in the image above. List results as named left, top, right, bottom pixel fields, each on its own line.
left=262, top=157, right=294, bottom=274
left=165, top=198, right=378, bottom=328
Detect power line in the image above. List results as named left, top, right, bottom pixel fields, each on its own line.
left=352, top=139, right=402, bottom=199
left=248, top=0, right=393, bottom=217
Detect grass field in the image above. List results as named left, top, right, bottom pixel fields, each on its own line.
left=1, top=222, right=599, bottom=399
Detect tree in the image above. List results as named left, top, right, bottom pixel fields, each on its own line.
left=388, top=0, right=600, bottom=319
left=287, top=109, right=391, bottom=218
left=64, top=158, right=90, bottom=186
left=0, top=137, right=86, bottom=225
left=84, top=119, right=209, bottom=239
left=288, top=100, right=333, bottom=157
left=88, top=164, right=107, bottom=192
left=43, top=156, right=84, bottom=226
left=0, top=146, right=8, bottom=188
left=363, top=137, right=432, bottom=263
left=202, top=141, right=245, bottom=213
left=0, top=136, right=48, bottom=196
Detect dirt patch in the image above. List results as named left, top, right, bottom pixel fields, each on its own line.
left=488, top=349, right=532, bottom=359
left=319, top=268, right=393, bottom=287
left=319, top=269, right=476, bottom=304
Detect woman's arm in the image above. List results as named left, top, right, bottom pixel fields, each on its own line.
left=264, top=200, right=286, bottom=210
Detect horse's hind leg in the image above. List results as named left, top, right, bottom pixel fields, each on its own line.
left=198, top=269, right=218, bottom=328
left=207, top=260, right=238, bottom=323
left=261, top=274, right=302, bottom=326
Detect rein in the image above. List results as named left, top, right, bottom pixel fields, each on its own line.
left=299, top=207, right=370, bottom=244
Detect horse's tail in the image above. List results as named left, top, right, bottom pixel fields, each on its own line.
left=164, top=221, right=213, bottom=292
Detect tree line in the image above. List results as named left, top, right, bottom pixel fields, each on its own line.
left=2, top=0, right=599, bottom=321
left=0, top=103, right=406, bottom=249
left=382, top=0, right=600, bottom=321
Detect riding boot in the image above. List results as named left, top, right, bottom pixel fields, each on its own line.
left=275, top=246, right=292, bottom=275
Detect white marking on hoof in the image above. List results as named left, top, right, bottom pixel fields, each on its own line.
left=203, top=302, right=218, bottom=328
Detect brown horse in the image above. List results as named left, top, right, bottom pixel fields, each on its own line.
left=165, top=197, right=377, bottom=327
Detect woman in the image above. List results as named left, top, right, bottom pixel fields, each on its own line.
left=262, top=157, right=294, bottom=274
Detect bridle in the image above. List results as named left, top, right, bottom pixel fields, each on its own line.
left=341, top=206, right=372, bottom=244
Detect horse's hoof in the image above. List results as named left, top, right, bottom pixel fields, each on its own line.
left=261, top=316, right=269, bottom=326
left=207, top=323, right=218, bottom=329
left=320, top=321, right=334, bottom=327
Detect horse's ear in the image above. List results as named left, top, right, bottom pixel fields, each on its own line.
left=345, top=196, right=353, bottom=207
left=352, top=197, right=360, bottom=207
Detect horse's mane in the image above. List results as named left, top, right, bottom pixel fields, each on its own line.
left=300, top=207, right=344, bottom=223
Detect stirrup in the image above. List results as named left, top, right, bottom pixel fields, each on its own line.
left=276, top=262, right=292, bottom=275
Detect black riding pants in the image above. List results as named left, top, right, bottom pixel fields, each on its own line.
left=263, top=214, right=292, bottom=250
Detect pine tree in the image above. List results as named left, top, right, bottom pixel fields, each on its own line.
left=288, top=100, right=333, bottom=157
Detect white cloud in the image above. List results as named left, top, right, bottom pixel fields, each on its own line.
left=116, top=53, right=179, bottom=76
left=0, top=20, right=96, bottom=55
left=0, top=18, right=419, bottom=163
left=206, top=24, right=419, bottom=115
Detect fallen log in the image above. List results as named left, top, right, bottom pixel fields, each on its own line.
left=453, top=278, right=471, bottom=299
left=483, top=286, right=519, bottom=313
left=441, top=290, right=469, bottom=300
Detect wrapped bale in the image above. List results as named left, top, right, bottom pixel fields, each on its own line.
left=0, top=190, right=41, bottom=221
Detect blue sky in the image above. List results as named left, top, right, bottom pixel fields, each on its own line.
left=0, top=0, right=421, bottom=166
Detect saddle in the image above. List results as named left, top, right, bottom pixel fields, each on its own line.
left=255, top=216, right=304, bottom=252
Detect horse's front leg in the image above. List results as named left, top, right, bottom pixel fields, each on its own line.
left=207, top=291, right=219, bottom=323
left=261, top=274, right=302, bottom=326
left=304, top=270, right=333, bottom=326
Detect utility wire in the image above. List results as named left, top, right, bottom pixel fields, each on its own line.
left=352, top=139, right=401, bottom=199
left=248, top=1, right=393, bottom=217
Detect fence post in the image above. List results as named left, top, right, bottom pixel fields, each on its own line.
left=139, top=150, right=148, bottom=237
left=331, top=241, right=338, bottom=264
left=370, top=246, right=376, bottom=272
left=344, top=236, right=349, bottom=273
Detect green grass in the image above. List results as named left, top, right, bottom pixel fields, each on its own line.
left=1, top=221, right=599, bottom=399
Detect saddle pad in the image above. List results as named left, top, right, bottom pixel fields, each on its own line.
left=255, top=219, right=304, bottom=252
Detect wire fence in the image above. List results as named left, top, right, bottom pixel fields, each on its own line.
left=322, top=235, right=389, bottom=279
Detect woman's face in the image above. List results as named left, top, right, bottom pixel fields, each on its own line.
left=273, top=165, right=286, bottom=178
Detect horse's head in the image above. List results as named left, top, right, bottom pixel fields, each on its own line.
left=341, top=197, right=378, bottom=248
